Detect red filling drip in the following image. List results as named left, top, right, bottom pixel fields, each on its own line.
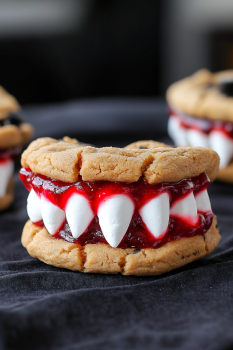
left=170, top=108, right=233, bottom=140
left=0, top=147, right=21, bottom=163
left=19, top=169, right=213, bottom=249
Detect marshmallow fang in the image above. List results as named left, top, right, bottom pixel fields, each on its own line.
left=187, top=129, right=209, bottom=148
left=41, top=195, right=66, bottom=235
left=0, top=159, right=14, bottom=197
left=168, top=117, right=188, bottom=146
left=66, top=193, right=94, bottom=239
left=195, top=189, right=212, bottom=213
left=170, top=191, right=198, bottom=224
left=140, top=193, right=170, bottom=238
left=209, top=131, right=233, bottom=169
left=27, top=189, right=42, bottom=223
left=98, top=194, right=134, bottom=248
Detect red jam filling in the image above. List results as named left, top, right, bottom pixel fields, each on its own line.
left=170, top=108, right=233, bottom=140
left=19, top=168, right=213, bottom=249
left=0, top=147, right=21, bottom=164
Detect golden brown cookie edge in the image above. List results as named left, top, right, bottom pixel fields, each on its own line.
left=22, top=217, right=220, bottom=276
left=166, top=69, right=233, bottom=122
left=21, top=137, right=220, bottom=184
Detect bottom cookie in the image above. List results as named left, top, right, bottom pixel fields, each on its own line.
left=0, top=177, right=14, bottom=211
left=217, top=162, right=233, bottom=183
left=22, top=218, right=220, bottom=276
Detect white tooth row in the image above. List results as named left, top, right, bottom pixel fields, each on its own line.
left=0, top=159, right=14, bottom=197
left=168, top=116, right=233, bottom=168
left=27, top=188, right=211, bottom=248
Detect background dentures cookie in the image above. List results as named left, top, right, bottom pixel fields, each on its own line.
left=0, top=86, right=34, bottom=210
left=166, top=69, right=233, bottom=182
left=0, top=85, right=19, bottom=120
left=20, top=137, right=220, bottom=275
left=0, top=85, right=33, bottom=148
left=166, top=69, right=233, bottom=121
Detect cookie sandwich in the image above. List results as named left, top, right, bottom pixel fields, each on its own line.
left=167, top=69, right=233, bottom=182
left=0, top=86, right=33, bottom=210
left=20, top=137, right=220, bottom=276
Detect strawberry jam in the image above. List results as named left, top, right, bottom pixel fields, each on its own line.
left=19, top=168, right=213, bottom=249
left=170, top=108, right=233, bottom=140
left=0, top=147, right=21, bottom=163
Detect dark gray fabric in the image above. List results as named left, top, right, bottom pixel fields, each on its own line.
left=0, top=99, right=232, bottom=350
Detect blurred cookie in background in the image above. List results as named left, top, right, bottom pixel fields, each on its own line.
left=0, top=86, right=33, bottom=210
left=167, top=69, right=233, bottom=183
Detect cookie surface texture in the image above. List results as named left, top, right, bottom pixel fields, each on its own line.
left=22, top=217, right=220, bottom=276
left=21, top=137, right=219, bottom=183
left=166, top=69, right=233, bottom=122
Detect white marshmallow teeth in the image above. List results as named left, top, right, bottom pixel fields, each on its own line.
left=66, top=193, right=94, bottom=239
left=97, top=194, right=134, bottom=248
left=0, top=159, right=14, bottom=197
left=209, top=131, right=233, bottom=169
left=41, top=195, right=66, bottom=236
left=169, top=116, right=233, bottom=168
left=168, top=117, right=188, bottom=146
left=195, top=189, right=212, bottom=213
left=26, top=182, right=212, bottom=247
left=170, top=191, right=198, bottom=224
left=140, top=193, right=170, bottom=239
left=27, top=189, right=42, bottom=223
left=187, top=129, right=209, bottom=148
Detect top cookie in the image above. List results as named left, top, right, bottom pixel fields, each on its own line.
left=0, top=86, right=20, bottom=120
left=21, top=137, right=219, bottom=184
left=166, top=69, right=233, bottom=122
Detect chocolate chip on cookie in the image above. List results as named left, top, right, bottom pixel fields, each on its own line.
left=219, top=79, right=233, bottom=97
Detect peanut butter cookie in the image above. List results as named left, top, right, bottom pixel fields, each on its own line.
left=19, top=137, right=220, bottom=275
